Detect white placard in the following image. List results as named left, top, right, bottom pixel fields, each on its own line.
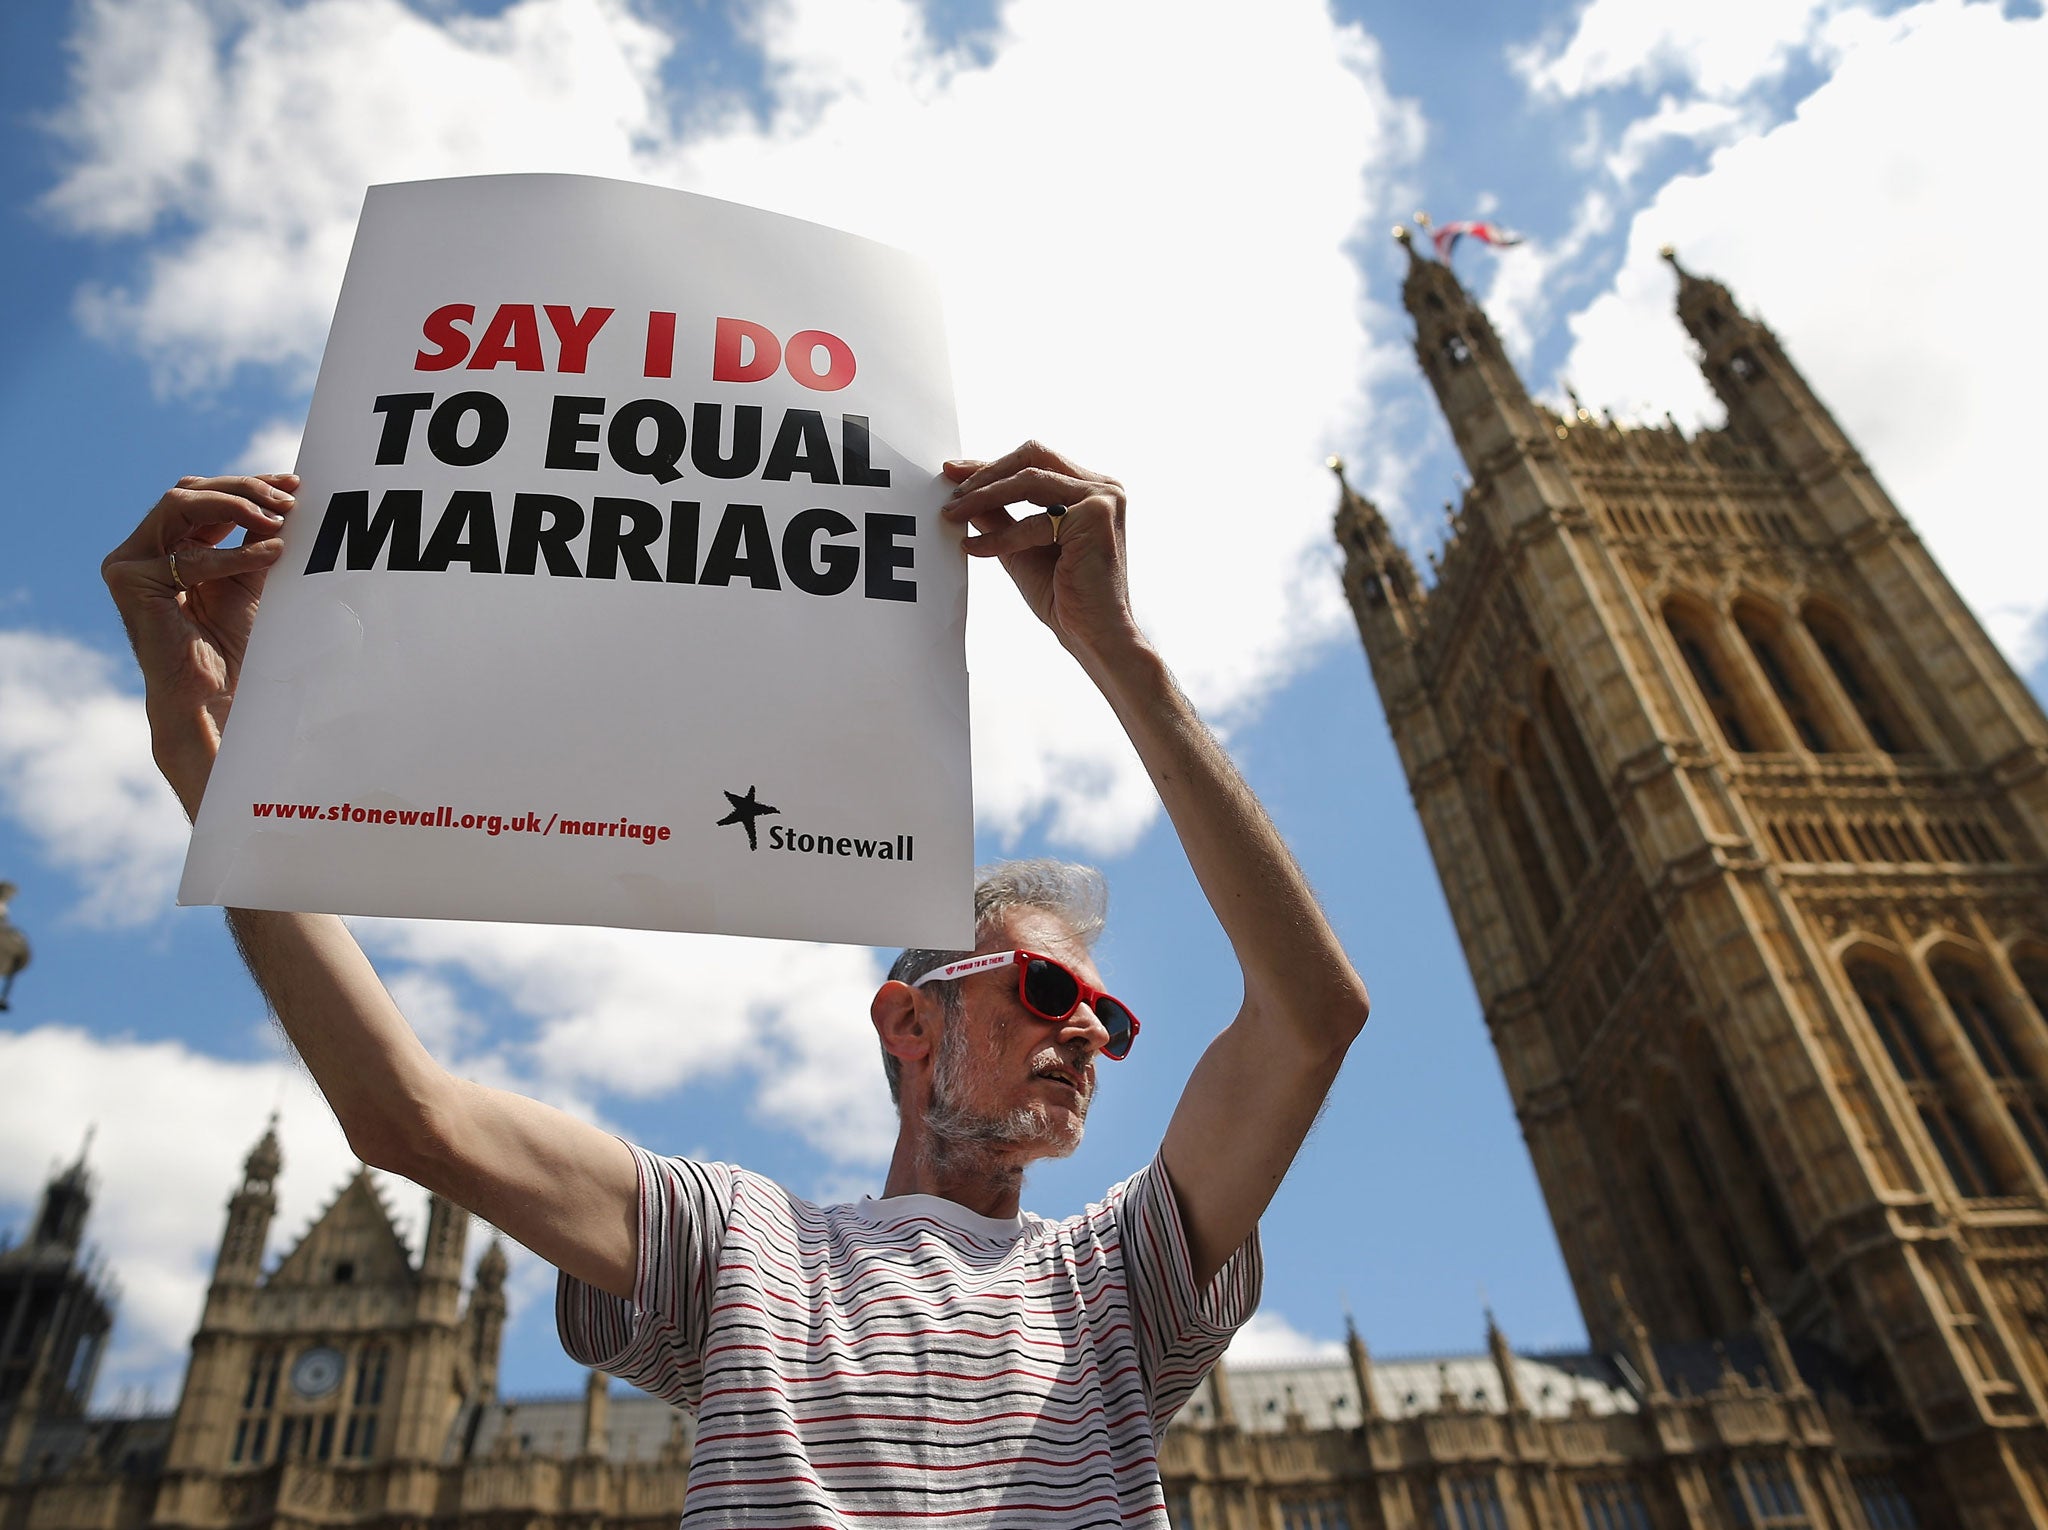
left=182, top=175, right=972, bottom=948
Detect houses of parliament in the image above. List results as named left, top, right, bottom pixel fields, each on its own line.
left=6, top=233, right=2048, bottom=1529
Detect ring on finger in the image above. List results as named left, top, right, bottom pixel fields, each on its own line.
left=1047, top=503, right=1068, bottom=545
left=167, top=551, right=189, bottom=592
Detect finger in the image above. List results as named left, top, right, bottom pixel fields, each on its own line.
left=156, top=483, right=294, bottom=543
left=104, top=537, right=285, bottom=602
left=176, top=472, right=300, bottom=491
left=172, top=537, right=288, bottom=585
left=941, top=459, right=984, bottom=482
left=961, top=521, right=1046, bottom=559
left=103, top=493, right=268, bottom=568
left=975, top=485, right=1120, bottom=552
left=948, top=441, right=1107, bottom=500
left=943, top=466, right=1094, bottom=526
left=962, top=510, right=1069, bottom=559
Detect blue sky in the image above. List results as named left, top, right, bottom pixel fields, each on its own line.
left=3, top=0, right=2044, bottom=1412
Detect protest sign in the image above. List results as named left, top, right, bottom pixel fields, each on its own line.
left=182, top=175, right=972, bottom=948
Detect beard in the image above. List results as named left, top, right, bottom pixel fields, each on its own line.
left=920, top=1007, right=1089, bottom=1184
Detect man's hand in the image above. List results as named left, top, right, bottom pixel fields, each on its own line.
left=942, top=443, right=1136, bottom=664
left=101, top=473, right=299, bottom=814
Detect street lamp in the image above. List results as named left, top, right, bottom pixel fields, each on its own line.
left=0, top=881, right=29, bottom=1011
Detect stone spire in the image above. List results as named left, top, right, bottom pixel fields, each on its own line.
left=1206, top=1359, right=1240, bottom=1431
left=0, top=1131, right=116, bottom=1437
left=1486, top=1307, right=1528, bottom=1414
left=27, top=1130, right=95, bottom=1253
left=1390, top=221, right=1545, bottom=486
left=1660, top=244, right=1892, bottom=539
left=417, top=1192, right=469, bottom=1322
left=581, top=1369, right=610, bottom=1459
left=465, top=1239, right=510, bottom=1403
left=212, top=1117, right=280, bottom=1290
left=1331, top=456, right=1427, bottom=709
left=1608, top=1274, right=1667, bottom=1399
left=1744, top=1268, right=1805, bottom=1396
left=1345, top=1311, right=1380, bottom=1423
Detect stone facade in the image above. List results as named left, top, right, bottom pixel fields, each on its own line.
left=0, top=1127, right=693, bottom=1530
left=1331, top=231, right=2048, bottom=1525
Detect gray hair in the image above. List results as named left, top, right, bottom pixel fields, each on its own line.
left=879, top=859, right=1108, bottom=1105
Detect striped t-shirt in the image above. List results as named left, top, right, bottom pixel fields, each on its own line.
left=557, top=1144, right=1261, bottom=1528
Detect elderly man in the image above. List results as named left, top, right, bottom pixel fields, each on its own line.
left=103, top=441, right=1370, bottom=1528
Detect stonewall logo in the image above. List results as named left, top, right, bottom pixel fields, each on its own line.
left=715, top=785, right=914, bottom=862
left=715, top=785, right=779, bottom=850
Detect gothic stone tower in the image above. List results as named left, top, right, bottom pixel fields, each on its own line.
left=1337, top=232, right=2048, bottom=1525
left=0, top=1138, right=115, bottom=1469
left=152, top=1121, right=507, bottom=1530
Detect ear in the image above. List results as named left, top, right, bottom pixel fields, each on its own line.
left=871, top=980, right=937, bottom=1067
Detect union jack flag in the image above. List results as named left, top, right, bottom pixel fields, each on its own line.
left=1431, top=220, right=1523, bottom=264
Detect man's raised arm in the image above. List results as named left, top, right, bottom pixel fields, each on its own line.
left=943, top=445, right=1372, bottom=1286
left=103, top=476, right=639, bottom=1298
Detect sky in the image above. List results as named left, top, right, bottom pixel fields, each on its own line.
left=2, top=0, right=2045, bottom=1415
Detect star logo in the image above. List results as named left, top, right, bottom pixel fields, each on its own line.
left=715, top=785, right=780, bottom=851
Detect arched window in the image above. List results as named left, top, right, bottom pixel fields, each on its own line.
left=1665, top=602, right=1766, bottom=753
left=1933, top=960, right=2028, bottom=1079
left=1801, top=604, right=1917, bottom=755
left=1849, top=961, right=2007, bottom=1198
left=1516, top=720, right=1587, bottom=884
left=1735, top=601, right=1835, bottom=752
left=1709, top=1069, right=1802, bottom=1269
left=1539, top=672, right=1615, bottom=833
left=343, top=1343, right=387, bottom=1460
left=232, top=1346, right=283, bottom=1464
left=1934, top=957, right=2048, bottom=1180
left=1643, top=1157, right=1718, bottom=1337
left=1853, top=963, right=1940, bottom=1083
left=1675, top=1115, right=1752, bottom=1293
left=1496, top=770, right=1561, bottom=931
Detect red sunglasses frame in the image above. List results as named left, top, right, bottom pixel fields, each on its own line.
left=910, top=948, right=1141, bottom=1060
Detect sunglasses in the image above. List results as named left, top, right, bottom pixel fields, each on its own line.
left=910, top=949, right=1141, bottom=1060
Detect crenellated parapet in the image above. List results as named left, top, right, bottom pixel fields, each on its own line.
left=1157, top=1327, right=1899, bottom=1530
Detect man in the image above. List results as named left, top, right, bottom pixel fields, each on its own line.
left=103, top=441, right=1371, bottom=1527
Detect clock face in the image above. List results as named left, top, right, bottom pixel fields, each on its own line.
left=291, top=1346, right=345, bottom=1399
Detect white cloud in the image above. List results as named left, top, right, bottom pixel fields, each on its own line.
left=357, top=916, right=897, bottom=1164
left=42, top=0, right=1423, bottom=854
left=0, top=1025, right=365, bottom=1390
left=234, top=417, right=306, bottom=475
left=1225, top=1308, right=1345, bottom=1364
left=1511, top=0, right=1846, bottom=103
left=1479, top=188, right=1615, bottom=366
left=0, top=633, right=189, bottom=927
left=1604, top=94, right=1760, bottom=186
left=1557, top=0, right=2048, bottom=664
left=48, top=0, right=670, bottom=393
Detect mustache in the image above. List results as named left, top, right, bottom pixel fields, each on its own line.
left=1030, top=1044, right=1095, bottom=1096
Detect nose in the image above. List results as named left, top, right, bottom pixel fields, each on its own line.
left=1060, top=1000, right=1113, bottom=1058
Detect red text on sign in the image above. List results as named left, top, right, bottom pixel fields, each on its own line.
left=710, top=316, right=856, bottom=392
left=415, top=304, right=616, bottom=373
